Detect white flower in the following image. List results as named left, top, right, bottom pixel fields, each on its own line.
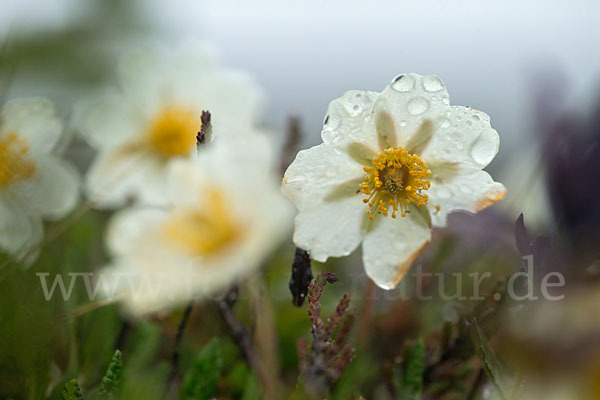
left=101, top=133, right=291, bottom=315
left=75, top=41, right=265, bottom=208
left=0, top=98, right=79, bottom=262
left=282, top=73, right=506, bottom=289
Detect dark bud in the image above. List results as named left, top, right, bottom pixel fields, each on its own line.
left=196, top=110, right=212, bottom=148
left=289, top=247, right=313, bottom=307
left=514, top=213, right=533, bottom=256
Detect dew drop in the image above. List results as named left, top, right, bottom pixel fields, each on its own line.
left=399, top=120, right=407, bottom=127
left=439, top=118, right=451, bottom=129
left=442, top=97, right=450, bottom=105
left=391, top=74, right=415, bottom=92
left=470, top=130, right=498, bottom=166
left=407, top=97, right=429, bottom=115
left=423, top=75, right=444, bottom=92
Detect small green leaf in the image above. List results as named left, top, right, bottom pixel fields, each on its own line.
left=470, top=318, right=508, bottom=399
left=399, top=338, right=425, bottom=400
left=62, top=379, right=84, bottom=400
left=96, top=349, right=122, bottom=400
left=181, top=337, right=223, bottom=400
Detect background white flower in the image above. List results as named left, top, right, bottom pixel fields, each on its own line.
left=0, top=98, right=79, bottom=262
left=75, top=41, right=265, bottom=208
left=282, top=73, right=506, bottom=289
left=101, top=132, right=291, bottom=315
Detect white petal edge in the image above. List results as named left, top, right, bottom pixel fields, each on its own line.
left=362, top=211, right=431, bottom=290
left=1, top=97, right=62, bottom=155
left=428, top=168, right=507, bottom=227
left=420, top=106, right=500, bottom=170
left=282, top=143, right=364, bottom=210
left=321, top=90, right=380, bottom=150
left=374, top=73, right=450, bottom=150
left=9, top=156, right=79, bottom=220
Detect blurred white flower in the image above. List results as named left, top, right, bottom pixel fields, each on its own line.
left=0, top=98, right=79, bottom=262
left=101, top=131, right=291, bottom=315
left=75, top=41, right=264, bottom=208
left=282, top=73, right=506, bottom=289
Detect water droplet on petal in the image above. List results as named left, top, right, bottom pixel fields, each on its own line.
left=423, top=75, right=444, bottom=92
left=439, top=118, right=451, bottom=129
left=399, top=120, right=407, bottom=127
left=472, top=114, right=481, bottom=121
left=470, top=130, right=499, bottom=166
left=407, top=97, right=429, bottom=115
left=442, top=97, right=450, bottom=105
left=391, top=74, right=415, bottom=92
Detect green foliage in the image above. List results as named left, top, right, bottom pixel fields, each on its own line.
left=181, top=338, right=223, bottom=400
left=469, top=318, right=508, bottom=399
left=62, top=379, right=84, bottom=400
left=398, top=338, right=425, bottom=400
left=96, top=350, right=122, bottom=400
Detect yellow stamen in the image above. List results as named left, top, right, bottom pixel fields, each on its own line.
left=148, top=106, right=199, bottom=158
left=360, top=147, right=430, bottom=219
left=164, top=187, right=241, bottom=257
left=0, top=132, right=36, bottom=188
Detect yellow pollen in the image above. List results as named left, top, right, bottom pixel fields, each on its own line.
left=148, top=106, right=200, bottom=158
left=164, top=187, right=242, bottom=257
left=360, top=147, right=430, bottom=219
left=0, top=132, right=36, bottom=188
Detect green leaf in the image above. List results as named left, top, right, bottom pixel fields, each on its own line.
left=62, top=379, right=84, bottom=400
left=469, top=318, right=508, bottom=399
left=95, top=349, right=122, bottom=400
left=399, top=338, right=425, bottom=400
left=181, top=338, right=223, bottom=400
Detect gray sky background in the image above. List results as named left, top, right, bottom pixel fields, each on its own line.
left=2, top=0, right=600, bottom=167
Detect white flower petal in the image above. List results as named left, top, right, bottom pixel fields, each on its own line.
left=282, top=143, right=364, bottom=210
left=321, top=90, right=380, bottom=150
left=85, top=148, right=168, bottom=208
left=9, top=156, right=79, bottom=220
left=428, top=168, right=507, bottom=227
left=292, top=195, right=365, bottom=262
left=0, top=197, right=42, bottom=262
left=283, top=143, right=371, bottom=261
left=105, top=207, right=166, bottom=257
left=420, top=106, right=500, bottom=170
left=117, top=46, right=168, bottom=113
left=1, top=98, right=62, bottom=155
left=375, top=73, right=450, bottom=149
left=362, top=211, right=431, bottom=290
left=74, top=91, right=143, bottom=149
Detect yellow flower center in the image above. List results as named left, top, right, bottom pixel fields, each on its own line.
left=0, top=132, right=36, bottom=188
left=361, top=147, right=431, bottom=219
left=164, top=188, right=242, bottom=257
left=148, top=106, right=200, bottom=158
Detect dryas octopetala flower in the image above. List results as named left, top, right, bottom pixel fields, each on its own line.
left=0, top=98, right=79, bottom=262
left=75, top=41, right=264, bottom=208
left=101, top=132, right=291, bottom=315
left=282, top=73, right=506, bottom=289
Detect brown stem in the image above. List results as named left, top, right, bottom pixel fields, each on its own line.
left=165, top=300, right=194, bottom=398
left=215, top=290, right=275, bottom=400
